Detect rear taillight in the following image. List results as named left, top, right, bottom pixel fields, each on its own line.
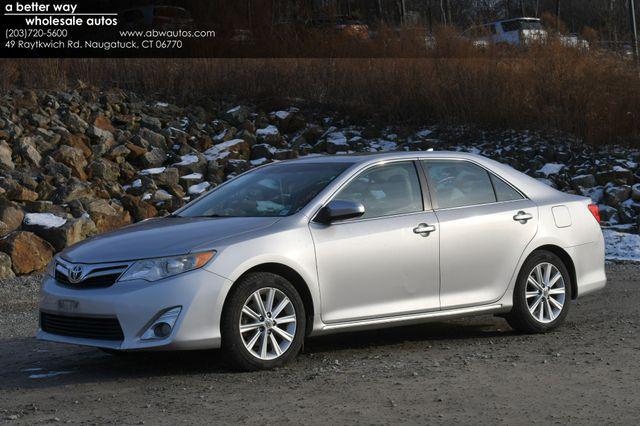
left=588, top=204, right=600, bottom=224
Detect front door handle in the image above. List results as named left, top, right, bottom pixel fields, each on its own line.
left=413, top=223, right=436, bottom=236
left=513, top=211, right=533, bottom=222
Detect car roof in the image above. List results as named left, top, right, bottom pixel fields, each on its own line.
left=288, top=150, right=488, bottom=165
left=286, top=151, right=566, bottom=202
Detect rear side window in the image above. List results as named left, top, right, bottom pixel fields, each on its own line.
left=490, top=174, right=523, bottom=202
left=335, top=162, right=423, bottom=219
left=422, top=160, right=496, bottom=209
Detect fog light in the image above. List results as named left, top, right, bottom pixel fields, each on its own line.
left=141, top=307, right=181, bottom=341
left=153, top=322, right=172, bottom=338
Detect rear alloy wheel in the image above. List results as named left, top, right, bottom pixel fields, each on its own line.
left=506, top=250, right=572, bottom=333
left=222, top=272, right=305, bottom=370
left=525, top=262, right=566, bottom=323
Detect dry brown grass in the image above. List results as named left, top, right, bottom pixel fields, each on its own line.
left=1, top=38, right=639, bottom=146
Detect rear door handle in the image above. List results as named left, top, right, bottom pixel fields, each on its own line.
left=513, top=211, right=533, bottom=222
left=413, top=223, right=436, bottom=236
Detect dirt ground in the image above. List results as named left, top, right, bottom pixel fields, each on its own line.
left=0, top=264, right=638, bottom=425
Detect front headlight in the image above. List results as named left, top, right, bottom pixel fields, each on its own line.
left=118, top=251, right=215, bottom=282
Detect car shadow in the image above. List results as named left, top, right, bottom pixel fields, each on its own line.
left=0, top=315, right=518, bottom=390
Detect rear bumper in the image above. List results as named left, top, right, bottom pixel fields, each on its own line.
left=567, top=237, right=606, bottom=298
left=37, top=269, right=233, bottom=351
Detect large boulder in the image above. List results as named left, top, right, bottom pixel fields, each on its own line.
left=570, top=174, right=596, bottom=190
left=0, top=141, right=14, bottom=170
left=223, top=105, right=250, bottom=126
left=90, top=158, right=120, bottom=181
left=85, top=199, right=132, bottom=233
left=604, top=185, right=631, bottom=208
left=0, top=231, right=54, bottom=275
left=0, top=200, right=24, bottom=235
left=23, top=213, right=97, bottom=251
left=141, top=147, right=166, bottom=168
left=121, top=194, right=157, bottom=222
left=632, top=184, right=640, bottom=202
left=139, top=128, right=167, bottom=151
left=55, top=145, right=88, bottom=179
left=0, top=252, right=14, bottom=279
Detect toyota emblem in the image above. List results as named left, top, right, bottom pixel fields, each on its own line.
left=69, top=265, right=84, bottom=283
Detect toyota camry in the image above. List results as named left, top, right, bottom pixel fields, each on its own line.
left=38, top=152, right=606, bottom=370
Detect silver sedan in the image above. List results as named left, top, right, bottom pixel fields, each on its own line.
left=38, top=152, right=606, bottom=370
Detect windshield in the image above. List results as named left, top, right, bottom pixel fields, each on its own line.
left=178, top=162, right=352, bottom=218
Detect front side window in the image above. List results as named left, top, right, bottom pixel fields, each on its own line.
left=178, top=162, right=351, bottom=218
left=423, top=160, right=496, bottom=209
left=334, top=162, right=423, bottom=219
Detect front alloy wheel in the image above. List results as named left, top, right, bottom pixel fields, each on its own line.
left=222, top=272, right=305, bottom=370
left=239, top=287, right=297, bottom=360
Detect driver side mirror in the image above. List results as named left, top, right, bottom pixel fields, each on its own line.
left=314, top=200, right=365, bottom=224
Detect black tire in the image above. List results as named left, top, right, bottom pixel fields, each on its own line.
left=506, top=250, right=572, bottom=333
left=221, top=272, right=306, bottom=371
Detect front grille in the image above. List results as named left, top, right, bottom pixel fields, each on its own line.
left=40, top=312, right=124, bottom=341
left=54, top=261, right=129, bottom=289
left=55, top=270, right=122, bottom=288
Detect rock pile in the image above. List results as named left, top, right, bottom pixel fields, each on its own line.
left=0, top=87, right=638, bottom=276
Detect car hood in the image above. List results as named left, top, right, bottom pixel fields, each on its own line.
left=61, top=216, right=281, bottom=263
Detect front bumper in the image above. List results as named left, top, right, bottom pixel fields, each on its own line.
left=37, top=269, right=233, bottom=351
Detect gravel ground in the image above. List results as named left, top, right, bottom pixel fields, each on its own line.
left=0, top=265, right=638, bottom=424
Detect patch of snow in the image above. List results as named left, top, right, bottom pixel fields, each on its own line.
left=168, top=127, right=187, bottom=135
left=155, top=102, right=169, bottom=107
left=256, top=125, right=279, bottom=137
left=23, top=213, right=66, bottom=228
left=250, top=158, right=268, bottom=166
left=416, top=129, right=432, bottom=138
left=139, top=167, right=166, bottom=176
left=603, top=230, right=640, bottom=262
left=213, top=129, right=228, bottom=142
left=132, top=179, right=142, bottom=188
left=29, top=371, right=73, bottom=379
left=612, top=165, right=630, bottom=173
left=142, top=193, right=152, bottom=201
left=537, top=163, right=565, bottom=177
left=204, top=139, right=245, bottom=161
left=22, top=368, right=43, bottom=372
left=464, top=147, right=481, bottom=155
left=174, top=154, right=199, bottom=166
left=326, top=132, right=348, bottom=145
left=274, top=111, right=290, bottom=120
left=370, top=140, right=397, bottom=151
left=226, top=106, right=242, bottom=114
left=154, top=190, right=172, bottom=201
left=188, top=182, right=211, bottom=195
left=180, top=173, right=203, bottom=181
